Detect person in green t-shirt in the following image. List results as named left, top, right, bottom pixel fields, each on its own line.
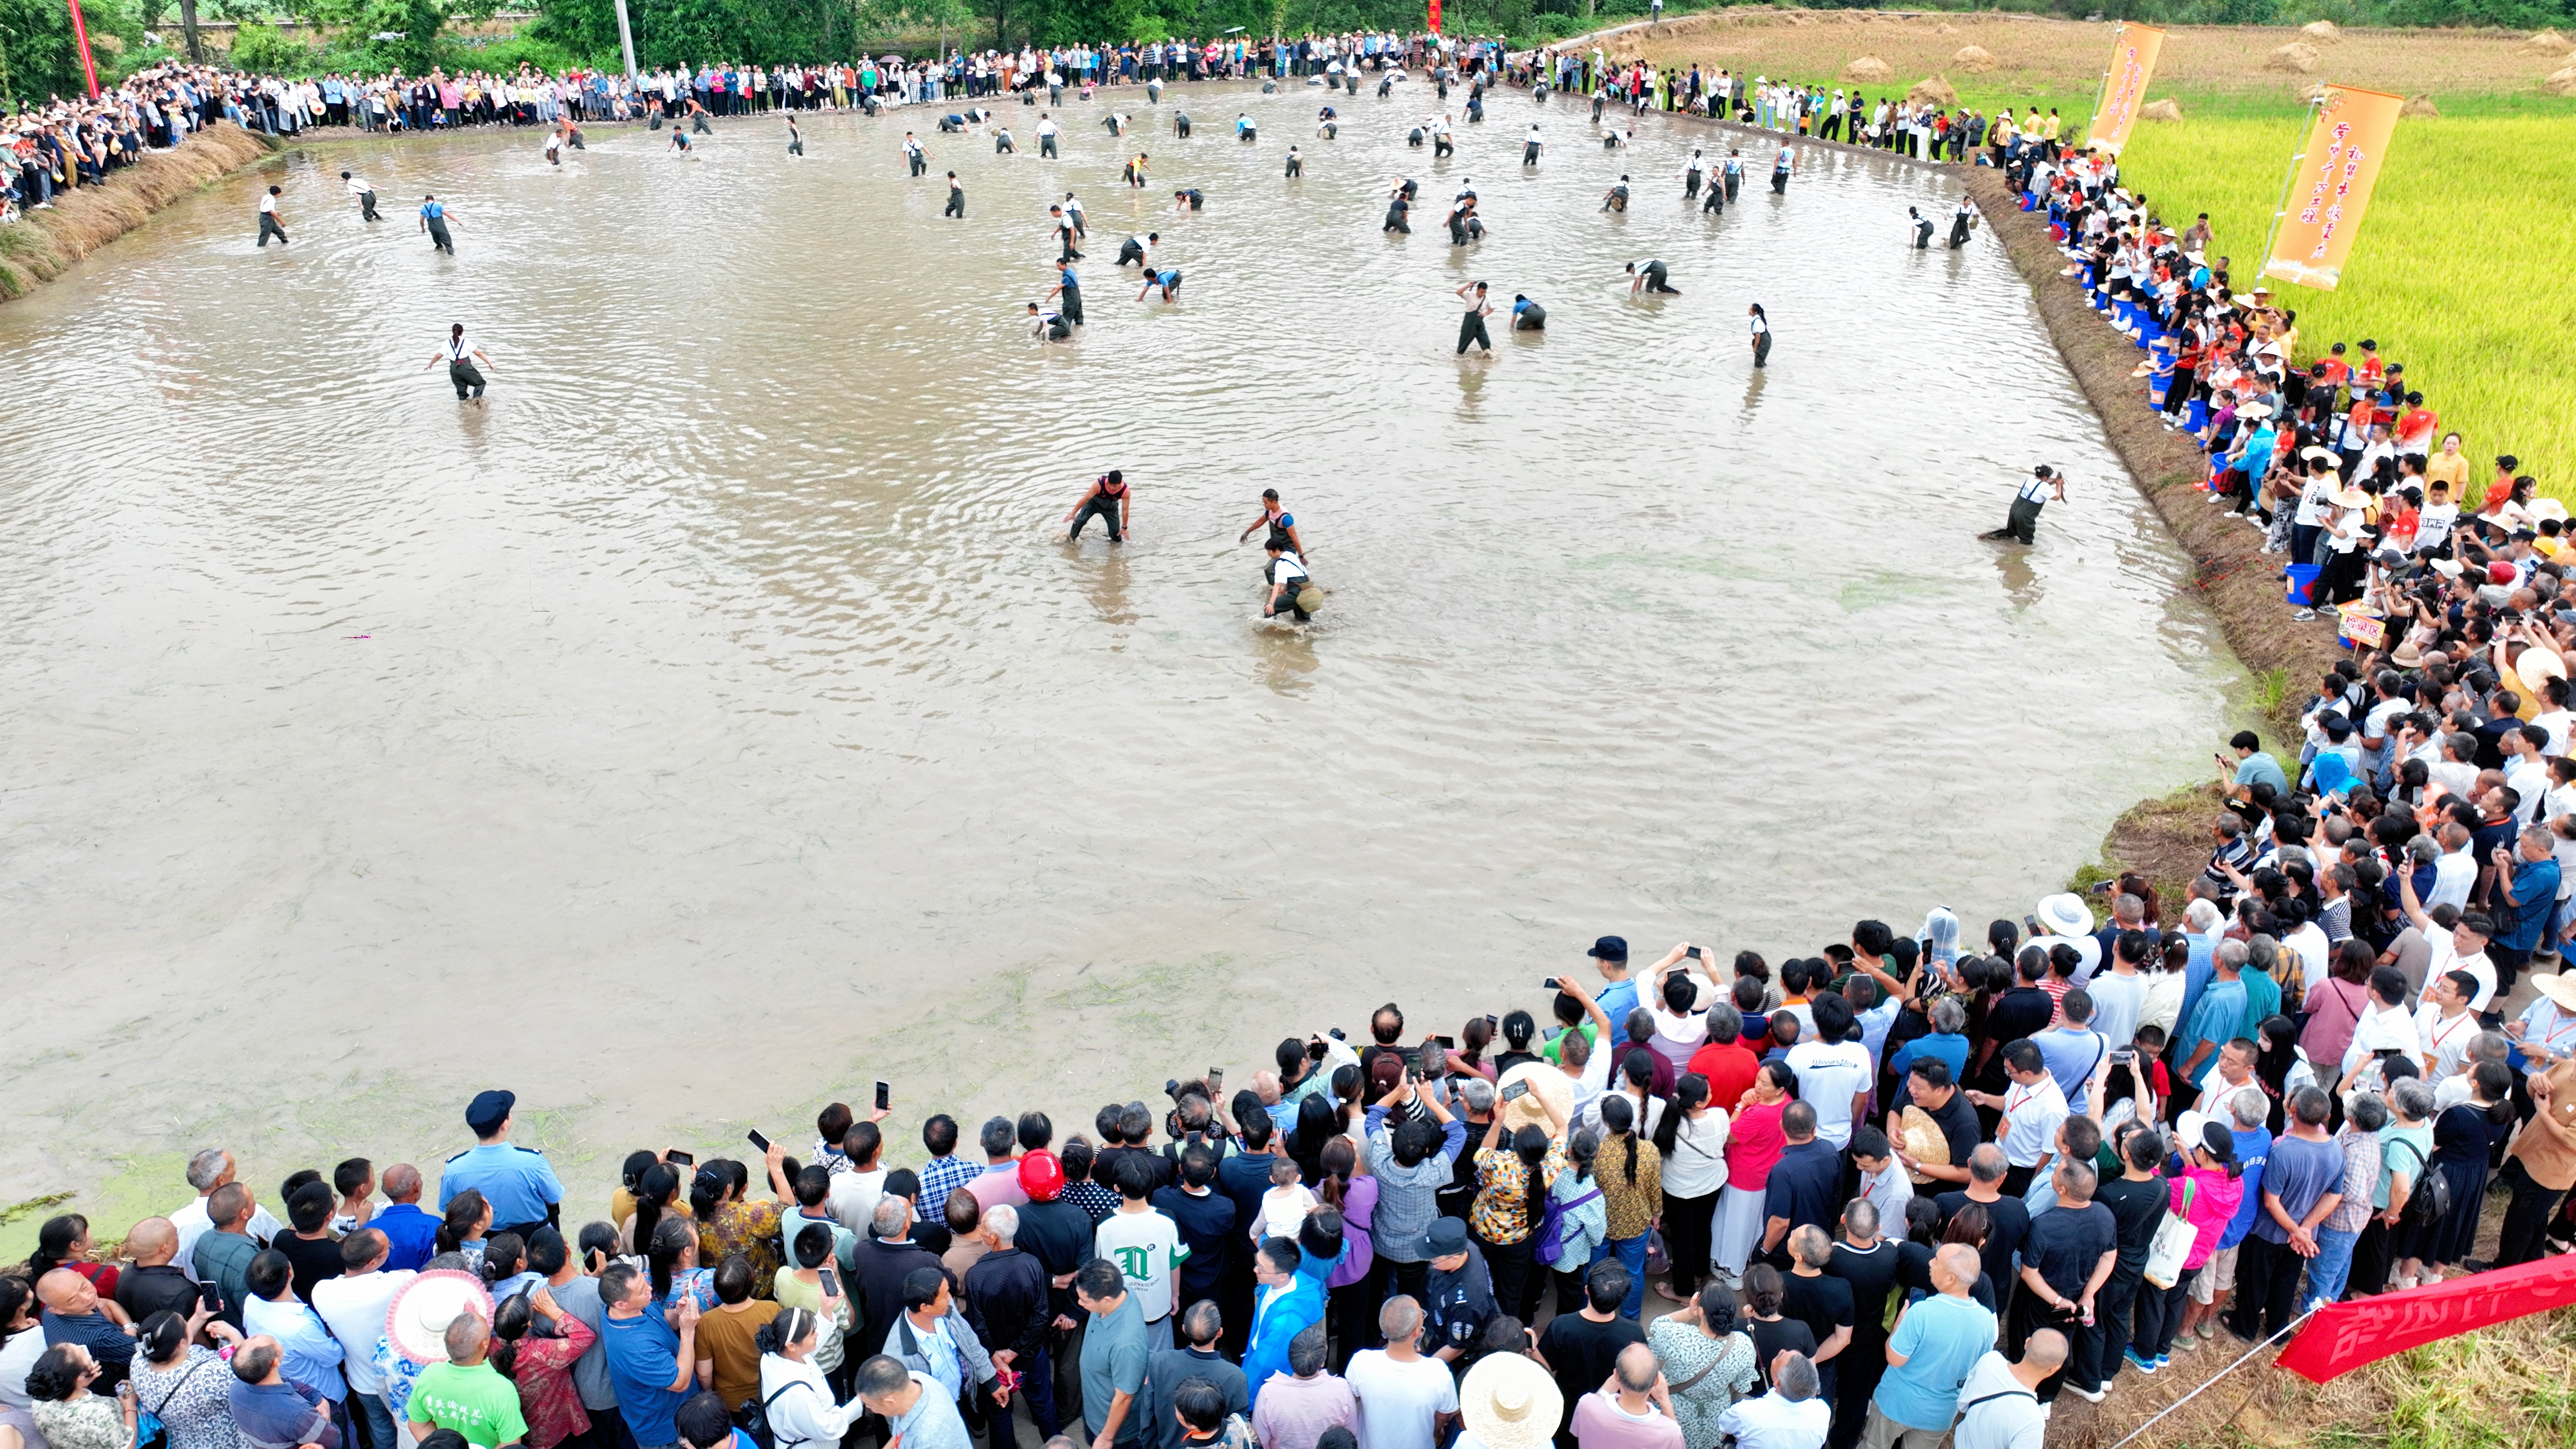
left=405, top=1315, right=530, bottom=1448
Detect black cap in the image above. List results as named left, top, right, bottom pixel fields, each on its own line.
left=1421, top=1218, right=1469, bottom=1258
left=1590, top=936, right=1629, bottom=964
left=467, top=1089, right=516, bottom=1136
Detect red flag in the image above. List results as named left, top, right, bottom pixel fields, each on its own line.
left=2275, top=1256, right=2576, bottom=1384
left=66, top=0, right=102, bottom=99
left=1429, top=0, right=1441, bottom=35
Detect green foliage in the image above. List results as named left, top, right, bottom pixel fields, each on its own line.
left=0, top=0, right=148, bottom=103
left=226, top=20, right=313, bottom=72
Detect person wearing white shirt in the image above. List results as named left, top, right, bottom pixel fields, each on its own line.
left=2414, top=969, right=2482, bottom=1081
left=2398, top=866, right=2497, bottom=1012
left=310, top=1229, right=414, bottom=1445
left=171, top=1148, right=284, bottom=1282
left=2341, top=968, right=2424, bottom=1081
left=1345, top=1300, right=1459, bottom=1449
left=761, top=1309, right=869, bottom=1449
left=1714, top=1351, right=1829, bottom=1449
left=1639, top=944, right=1717, bottom=1075
left=1967, top=1042, right=2070, bottom=1197
left=827, top=1136, right=891, bottom=1237
left=1784, top=994, right=1873, bottom=1151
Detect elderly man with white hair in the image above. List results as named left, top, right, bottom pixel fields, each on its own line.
left=170, top=1148, right=282, bottom=1282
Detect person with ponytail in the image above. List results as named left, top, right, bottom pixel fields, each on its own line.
left=1315, top=1137, right=1379, bottom=1365
left=1591, top=1092, right=1663, bottom=1319
left=619, top=1164, right=686, bottom=1257
left=1647, top=1281, right=1756, bottom=1449
left=1738, top=1264, right=1815, bottom=1390
left=610, top=1151, right=662, bottom=1231
left=26, top=1217, right=118, bottom=1302
left=128, top=1308, right=244, bottom=1449
left=1655, top=1074, right=1730, bottom=1304
left=694, top=1144, right=796, bottom=1301
left=480, top=1233, right=543, bottom=1307
left=1469, top=1098, right=1570, bottom=1323
left=646, top=1217, right=714, bottom=1316
left=487, top=1285, right=595, bottom=1448
left=435, top=1189, right=494, bottom=1274
left=755, top=1308, right=867, bottom=1449
left=1540, top=1129, right=1606, bottom=1315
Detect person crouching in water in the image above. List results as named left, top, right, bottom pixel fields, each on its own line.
left=1263, top=542, right=1315, bottom=623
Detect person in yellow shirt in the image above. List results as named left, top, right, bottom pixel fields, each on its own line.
left=2426, top=432, right=2472, bottom=493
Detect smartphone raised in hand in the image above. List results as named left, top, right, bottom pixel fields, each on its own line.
left=746, top=1128, right=772, bottom=1153
left=874, top=1081, right=892, bottom=1112
left=1208, top=1067, right=1224, bottom=1091
left=1500, top=1080, right=1531, bottom=1103
left=1540, top=977, right=1559, bottom=990
left=1684, top=946, right=1702, bottom=961
left=819, top=1268, right=840, bottom=1297
left=664, top=1148, right=695, bottom=1167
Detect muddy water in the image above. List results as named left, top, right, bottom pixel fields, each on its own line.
left=0, top=82, right=2239, bottom=1216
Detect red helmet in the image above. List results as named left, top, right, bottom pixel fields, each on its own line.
left=1018, top=1150, right=1065, bottom=1202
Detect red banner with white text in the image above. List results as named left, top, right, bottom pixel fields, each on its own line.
left=2275, top=1255, right=2576, bottom=1384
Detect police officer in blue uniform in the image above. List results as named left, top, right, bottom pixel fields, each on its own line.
left=1419, top=1218, right=1496, bottom=1363
left=438, top=1089, right=564, bottom=1239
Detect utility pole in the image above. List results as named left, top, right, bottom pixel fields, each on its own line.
left=612, top=0, right=638, bottom=82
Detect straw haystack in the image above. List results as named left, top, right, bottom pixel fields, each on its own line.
left=2545, top=63, right=2576, bottom=96
left=1952, top=45, right=1997, bottom=74
left=2516, top=28, right=2572, bottom=56
left=2301, top=20, right=2342, bottom=42
left=2401, top=93, right=2440, bottom=117
left=1907, top=75, right=1959, bottom=107
left=2268, top=42, right=2321, bottom=75
left=1843, top=56, right=1892, bottom=83
left=2141, top=98, right=2184, bottom=122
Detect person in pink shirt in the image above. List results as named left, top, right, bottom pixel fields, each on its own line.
left=2130, top=1116, right=2244, bottom=1370
left=1570, top=1344, right=1685, bottom=1449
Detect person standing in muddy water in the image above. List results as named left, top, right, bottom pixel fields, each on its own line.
left=1238, top=490, right=1306, bottom=564
left=1983, top=466, right=2067, bottom=545
left=1064, top=470, right=1130, bottom=543
left=426, top=323, right=495, bottom=403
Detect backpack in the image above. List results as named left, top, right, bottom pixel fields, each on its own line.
left=1537, top=1182, right=1601, bottom=1266
left=2392, top=1134, right=2449, bottom=1230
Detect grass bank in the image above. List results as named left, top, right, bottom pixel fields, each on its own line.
left=1599, top=12, right=2576, bottom=491
left=0, top=123, right=277, bottom=301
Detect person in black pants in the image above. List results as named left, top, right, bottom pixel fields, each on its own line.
left=2094, top=1124, right=2174, bottom=1381
left=1062, top=471, right=1129, bottom=543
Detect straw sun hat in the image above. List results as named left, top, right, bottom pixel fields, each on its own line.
left=1459, top=1348, right=1564, bottom=1449
left=1496, top=1060, right=1575, bottom=1136
left=385, top=1270, right=493, bottom=1364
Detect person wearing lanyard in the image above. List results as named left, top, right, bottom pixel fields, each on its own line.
left=1985, top=466, right=2068, bottom=546
left=427, top=324, right=497, bottom=403
left=2509, top=975, right=2576, bottom=1077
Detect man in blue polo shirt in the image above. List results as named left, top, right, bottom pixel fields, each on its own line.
left=438, top=1090, right=564, bottom=1238
left=1587, top=936, right=1638, bottom=1049
left=601, top=1262, right=699, bottom=1449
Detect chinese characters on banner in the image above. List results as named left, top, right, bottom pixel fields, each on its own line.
left=2084, top=22, right=2164, bottom=157
left=2263, top=85, right=2405, bottom=292
left=1429, top=0, right=1441, bottom=35
left=2276, top=1255, right=2576, bottom=1384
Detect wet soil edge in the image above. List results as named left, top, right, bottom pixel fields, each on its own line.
left=1958, top=166, right=2346, bottom=889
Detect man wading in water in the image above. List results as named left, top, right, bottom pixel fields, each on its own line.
left=1238, top=490, right=1307, bottom=565
left=1983, top=466, right=2068, bottom=545
left=1064, top=470, right=1131, bottom=543
left=426, top=323, right=496, bottom=403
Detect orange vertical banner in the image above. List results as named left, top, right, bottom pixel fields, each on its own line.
left=2263, top=85, right=2404, bottom=292
left=2085, top=22, right=2164, bottom=157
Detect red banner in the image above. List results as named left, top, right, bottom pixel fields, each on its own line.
left=2275, top=1255, right=2576, bottom=1384
left=1428, top=0, right=1441, bottom=35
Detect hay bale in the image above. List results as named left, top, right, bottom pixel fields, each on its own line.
left=2516, top=28, right=2573, bottom=56
left=2141, top=97, right=2184, bottom=122
left=1842, top=55, right=1892, bottom=83
left=2546, top=62, right=2576, bottom=96
left=2301, top=20, right=2342, bottom=42
left=2267, top=41, right=2321, bottom=75
left=2401, top=92, right=2440, bottom=117
left=1907, top=75, right=1959, bottom=108
left=1935, top=21, right=1957, bottom=35
left=1952, top=44, right=1997, bottom=73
